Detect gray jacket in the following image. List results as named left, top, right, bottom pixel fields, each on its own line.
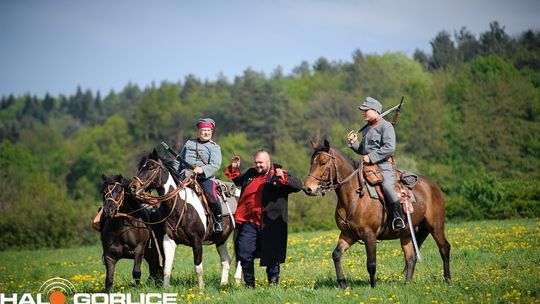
left=350, top=116, right=400, bottom=203
left=349, top=116, right=396, bottom=177
left=177, top=138, right=222, bottom=179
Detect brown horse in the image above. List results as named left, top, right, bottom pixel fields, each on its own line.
left=303, top=140, right=450, bottom=288
left=128, top=150, right=240, bottom=289
left=100, top=174, right=163, bottom=292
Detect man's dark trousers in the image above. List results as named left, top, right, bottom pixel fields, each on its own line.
left=235, top=222, right=281, bottom=286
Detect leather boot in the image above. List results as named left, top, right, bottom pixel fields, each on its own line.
left=241, top=261, right=255, bottom=288
left=390, top=201, right=405, bottom=231
left=212, top=200, right=224, bottom=232
left=267, top=263, right=280, bottom=286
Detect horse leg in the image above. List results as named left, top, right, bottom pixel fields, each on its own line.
left=132, top=248, right=144, bottom=285
left=192, top=241, right=204, bottom=289
left=145, top=245, right=164, bottom=285
left=163, top=234, right=177, bottom=287
left=103, top=255, right=117, bottom=293
left=332, top=234, right=352, bottom=289
left=215, top=242, right=231, bottom=286
left=415, top=224, right=430, bottom=249
left=233, top=261, right=243, bottom=285
left=400, top=236, right=417, bottom=282
left=364, top=234, right=378, bottom=288
left=431, top=228, right=451, bottom=281
left=232, top=224, right=243, bottom=285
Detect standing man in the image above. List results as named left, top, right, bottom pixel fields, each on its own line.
left=176, top=118, right=224, bottom=232
left=347, top=97, right=405, bottom=231
left=225, top=149, right=302, bottom=287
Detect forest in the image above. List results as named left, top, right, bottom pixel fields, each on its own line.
left=1, top=21, right=539, bottom=250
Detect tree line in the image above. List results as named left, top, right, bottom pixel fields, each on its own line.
left=1, top=21, right=539, bottom=250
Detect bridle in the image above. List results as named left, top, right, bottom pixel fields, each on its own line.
left=134, top=158, right=165, bottom=192
left=308, top=150, right=359, bottom=194
left=103, top=182, right=125, bottom=211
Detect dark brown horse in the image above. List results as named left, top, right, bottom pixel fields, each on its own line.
left=100, top=174, right=163, bottom=292
left=303, top=140, right=450, bottom=288
left=128, top=150, right=240, bottom=289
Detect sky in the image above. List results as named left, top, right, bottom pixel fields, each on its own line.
left=1, top=0, right=539, bottom=97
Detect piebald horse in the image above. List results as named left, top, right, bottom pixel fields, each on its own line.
left=303, top=140, right=450, bottom=288
left=129, top=150, right=241, bottom=288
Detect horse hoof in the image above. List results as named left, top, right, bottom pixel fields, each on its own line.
left=163, top=276, right=171, bottom=287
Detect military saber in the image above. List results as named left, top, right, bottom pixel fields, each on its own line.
left=358, top=96, right=405, bottom=133
left=160, top=141, right=194, bottom=169
left=405, top=199, right=422, bottom=261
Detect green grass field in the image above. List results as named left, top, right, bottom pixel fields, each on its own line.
left=1, top=219, right=539, bottom=303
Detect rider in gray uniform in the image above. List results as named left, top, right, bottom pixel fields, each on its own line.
left=177, top=118, right=224, bottom=232
left=348, top=97, right=405, bottom=231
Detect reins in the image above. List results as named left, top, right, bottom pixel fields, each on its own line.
left=111, top=181, right=188, bottom=225
left=104, top=182, right=125, bottom=208
left=133, top=158, right=164, bottom=192
left=309, top=150, right=359, bottom=194
left=129, top=158, right=198, bottom=229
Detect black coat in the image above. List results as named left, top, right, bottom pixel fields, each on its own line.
left=231, top=164, right=303, bottom=265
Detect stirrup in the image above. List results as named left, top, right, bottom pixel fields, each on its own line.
left=392, top=218, right=405, bottom=231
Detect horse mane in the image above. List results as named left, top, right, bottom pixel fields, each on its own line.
left=101, top=174, right=121, bottom=193
left=137, top=149, right=180, bottom=185
left=101, top=174, right=132, bottom=193
left=331, top=147, right=357, bottom=168
left=312, top=140, right=356, bottom=168
left=137, top=151, right=156, bottom=170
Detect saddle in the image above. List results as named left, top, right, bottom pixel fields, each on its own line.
left=357, top=160, right=418, bottom=214
left=155, top=142, right=238, bottom=217
left=176, top=172, right=239, bottom=217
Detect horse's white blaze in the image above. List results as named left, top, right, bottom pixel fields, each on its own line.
left=163, top=234, right=177, bottom=287
left=216, top=242, right=231, bottom=285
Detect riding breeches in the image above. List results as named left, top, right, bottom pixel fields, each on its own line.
left=379, top=161, right=400, bottom=204
left=197, top=178, right=219, bottom=203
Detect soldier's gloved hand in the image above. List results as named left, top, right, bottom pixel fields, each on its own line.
left=193, top=166, right=204, bottom=175
left=347, top=130, right=358, bottom=145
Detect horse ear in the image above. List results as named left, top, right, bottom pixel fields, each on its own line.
left=310, top=140, right=318, bottom=151
left=102, top=174, right=107, bottom=181
left=117, top=174, right=123, bottom=181
left=323, top=139, right=330, bottom=151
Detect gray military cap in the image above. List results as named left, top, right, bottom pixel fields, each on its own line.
left=358, top=96, right=382, bottom=113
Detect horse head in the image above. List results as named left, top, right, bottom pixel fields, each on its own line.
left=129, top=149, right=168, bottom=195
left=303, top=139, right=357, bottom=196
left=303, top=139, right=336, bottom=196
left=101, top=174, right=126, bottom=219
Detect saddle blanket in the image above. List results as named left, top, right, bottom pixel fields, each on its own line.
left=366, top=183, right=417, bottom=205
left=216, top=180, right=239, bottom=216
